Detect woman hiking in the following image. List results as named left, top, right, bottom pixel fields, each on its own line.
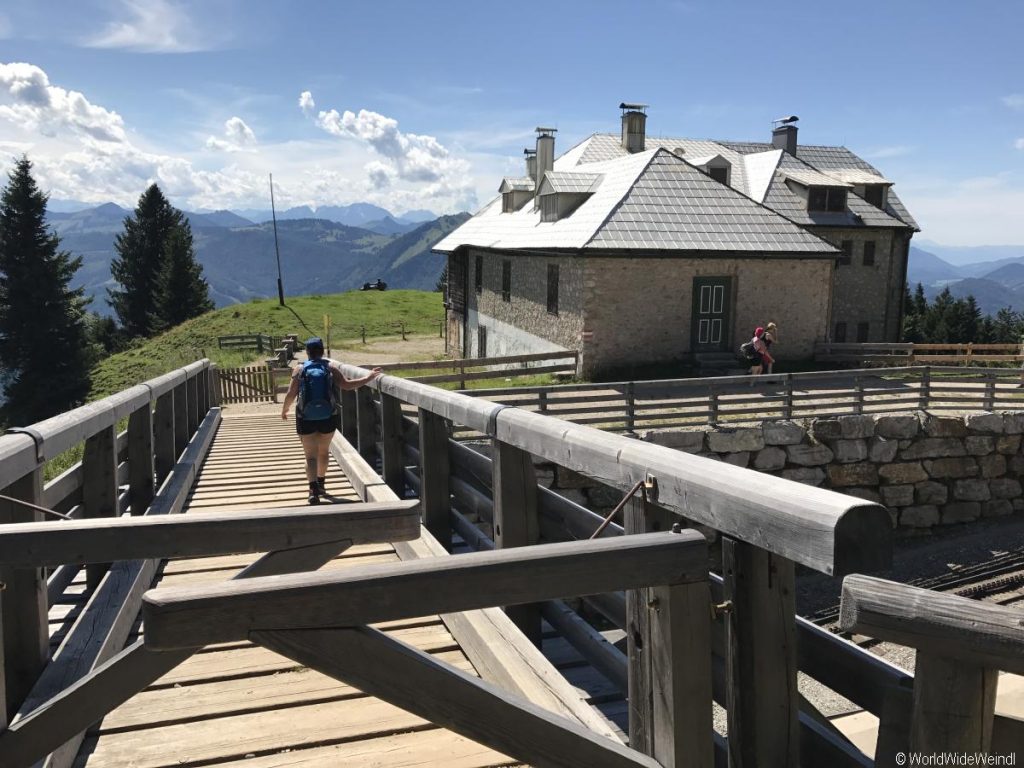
left=281, top=337, right=381, bottom=504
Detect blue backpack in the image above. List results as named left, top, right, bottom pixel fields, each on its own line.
left=299, top=360, right=335, bottom=420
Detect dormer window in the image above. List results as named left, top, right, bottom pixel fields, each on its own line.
left=689, top=154, right=731, bottom=186
left=498, top=177, right=535, bottom=213
left=862, top=184, right=887, bottom=208
left=808, top=186, right=847, bottom=213
left=708, top=166, right=729, bottom=185
left=536, top=172, right=602, bottom=223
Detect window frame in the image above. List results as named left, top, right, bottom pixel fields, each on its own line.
left=857, top=321, right=869, bottom=343
left=501, top=259, right=511, bottom=303
left=477, top=326, right=487, bottom=358
left=834, top=321, right=847, bottom=343
left=547, top=263, right=559, bottom=316
left=808, top=186, right=847, bottom=213
left=863, top=241, right=876, bottom=267
left=474, top=254, right=483, bottom=294
left=839, top=240, right=853, bottom=266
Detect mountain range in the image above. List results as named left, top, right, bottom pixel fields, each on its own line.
left=908, top=244, right=1024, bottom=315
left=44, top=201, right=468, bottom=315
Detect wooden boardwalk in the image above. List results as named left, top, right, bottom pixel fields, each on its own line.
left=70, top=411, right=519, bottom=768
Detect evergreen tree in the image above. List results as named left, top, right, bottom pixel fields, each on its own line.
left=108, top=184, right=184, bottom=338
left=0, top=157, right=91, bottom=425
left=913, top=283, right=928, bottom=317
left=154, top=222, right=214, bottom=330
left=435, top=264, right=448, bottom=293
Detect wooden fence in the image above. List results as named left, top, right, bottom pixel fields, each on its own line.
left=356, top=349, right=579, bottom=387
left=0, top=359, right=216, bottom=765
left=217, top=333, right=279, bottom=352
left=816, top=341, right=1024, bottom=365
left=455, top=365, right=1024, bottom=433
left=216, top=364, right=276, bottom=404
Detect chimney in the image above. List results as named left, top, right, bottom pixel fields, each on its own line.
left=619, top=102, right=648, bottom=153
left=771, top=115, right=799, bottom=155
left=535, top=127, right=556, bottom=183
left=524, top=148, right=537, bottom=183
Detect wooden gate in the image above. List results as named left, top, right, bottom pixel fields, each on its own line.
left=216, top=364, right=276, bottom=403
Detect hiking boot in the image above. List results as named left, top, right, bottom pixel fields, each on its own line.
left=316, top=477, right=327, bottom=495
left=307, top=491, right=321, bottom=505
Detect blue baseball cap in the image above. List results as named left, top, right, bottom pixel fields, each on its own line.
left=305, top=337, right=324, bottom=351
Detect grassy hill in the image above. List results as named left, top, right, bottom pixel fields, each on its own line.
left=89, top=290, right=445, bottom=400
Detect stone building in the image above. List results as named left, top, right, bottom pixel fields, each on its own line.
left=436, top=106, right=918, bottom=378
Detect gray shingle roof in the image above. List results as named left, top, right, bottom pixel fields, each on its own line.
left=499, top=177, right=535, bottom=192
left=539, top=172, right=603, bottom=194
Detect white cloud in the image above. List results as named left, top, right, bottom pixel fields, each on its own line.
left=298, top=90, right=315, bottom=115
left=904, top=173, right=1024, bottom=245
left=85, top=0, right=217, bottom=53
left=1002, top=94, right=1024, bottom=111
left=864, top=145, right=915, bottom=159
left=1015, top=138, right=1024, bottom=150
left=0, top=62, right=126, bottom=142
left=365, top=160, right=395, bottom=190
left=206, top=116, right=257, bottom=152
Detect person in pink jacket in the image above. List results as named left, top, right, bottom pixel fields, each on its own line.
left=750, top=326, right=775, bottom=375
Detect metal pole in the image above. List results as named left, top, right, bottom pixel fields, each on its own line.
left=269, top=173, right=285, bottom=307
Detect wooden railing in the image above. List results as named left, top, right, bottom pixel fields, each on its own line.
left=816, top=341, right=1024, bottom=365
left=0, top=359, right=216, bottom=764
left=216, top=333, right=278, bottom=352
left=455, top=366, right=1024, bottom=433
left=334, top=361, right=895, bottom=767
left=355, top=350, right=579, bottom=388
left=216, top=363, right=276, bottom=403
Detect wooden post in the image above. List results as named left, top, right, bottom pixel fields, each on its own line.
left=983, top=372, right=996, bottom=411
left=209, top=364, right=220, bottom=407
left=538, top=391, right=548, bottom=413
left=625, top=381, right=636, bottom=435
left=782, top=374, right=793, bottom=419
left=492, top=440, right=541, bottom=646
left=853, top=375, right=864, bottom=415
left=708, top=382, right=718, bottom=426
left=418, top=409, right=452, bottom=549
left=723, top=538, right=800, bottom=768
left=127, top=403, right=155, bottom=515
left=83, top=425, right=118, bottom=591
left=172, top=381, right=188, bottom=457
left=459, top=359, right=466, bottom=390
left=186, top=373, right=200, bottom=435
left=356, top=387, right=377, bottom=461
left=153, top=389, right=176, bottom=484
left=340, top=388, right=358, bottom=445
left=966, top=342, right=973, bottom=366
left=875, top=683, right=913, bottom=765
left=913, top=654, right=998, bottom=752
left=919, top=367, right=931, bottom=411
left=379, top=393, right=405, bottom=497
left=0, top=468, right=47, bottom=721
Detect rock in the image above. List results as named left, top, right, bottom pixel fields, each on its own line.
left=1010, top=455, right=1024, bottom=475
left=881, top=484, right=915, bottom=507
left=942, top=501, right=981, bottom=523
left=811, top=419, right=842, bottom=441
left=1002, top=412, right=1024, bottom=435
left=965, top=436, right=995, bottom=456
left=721, top=451, right=750, bottom=468
left=827, top=462, right=879, bottom=487
left=914, top=481, right=948, bottom=505
left=843, top=487, right=882, bottom=504
left=900, top=505, right=939, bottom=527
left=556, top=488, right=589, bottom=508
left=763, top=420, right=805, bottom=446
left=878, top=462, right=928, bottom=484
left=706, top=427, right=764, bottom=453
left=586, top=484, right=628, bottom=508
left=785, top=443, right=834, bottom=467
left=695, top=452, right=722, bottom=462
left=832, top=439, right=868, bottom=464
left=920, top=413, right=968, bottom=437
left=838, top=415, right=875, bottom=439
left=753, top=447, right=787, bottom=471
left=983, top=499, right=1014, bottom=517
left=875, top=414, right=920, bottom=439
left=534, top=468, right=555, bottom=488
left=923, top=457, right=979, bottom=480
left=979, top=454, right=1007, bottom=479
left=868, top=436, right=898, bottom=463
left=965, top=412, right=1004, bottom=434
left=989, top=478, right=1022, bottom=499
left=556, top=467, right=592, bottom=489
left=642, top=427, right=706, bottom=453
left=953, top=479, right=991, bottom=501
left=900, top=438, right=967, bottom=460
left=781, top=467, right=826, bottom=486
left=996, top=435, right=1022, bottom=455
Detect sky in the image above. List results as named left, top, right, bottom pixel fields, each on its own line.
left=1, top=0, right=1023, bottom=244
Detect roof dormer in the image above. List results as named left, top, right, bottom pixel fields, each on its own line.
left=689, top=154, right=732, bottom=186
left=782, top=168, right=853, bottom=213
left=499, top=177, right=535, bottom=213
left=536, top=172, right=602, bottom=222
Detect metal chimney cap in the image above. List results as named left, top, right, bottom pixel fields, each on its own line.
left=619, top=102, right=649, bottom=113
left=523, top=148, right=537, bottom=155
left=772, top=115, right=799, bottom=126
left=535, top=126, right=558, bottom=135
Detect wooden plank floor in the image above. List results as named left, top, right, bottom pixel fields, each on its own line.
left=74, top=409, right=519, bottom=768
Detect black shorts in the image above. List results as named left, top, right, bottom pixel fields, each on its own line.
left=296, top=415, right=339, bottom=435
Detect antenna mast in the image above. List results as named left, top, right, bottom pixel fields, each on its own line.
left=269, top=173, right=285, bottom=306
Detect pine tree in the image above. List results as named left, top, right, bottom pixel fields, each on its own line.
left=0, top=157, right=91, bottom=426
left=913, top=283, right=928, bottom=317
left=154, top=222, right=214, bottom=330
left=108, top=184, right=185, bottom=338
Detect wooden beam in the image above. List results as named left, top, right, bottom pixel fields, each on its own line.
left=379, top=393, right=405, bottom=497
left=82, top=424, right=117, bottom=591
left=152, top=389, right=175, bottom=484
left=839, top=575, right=1024, bottom=675
left=0, top=535, right=353, bottom=768
left=127, top=403, right=154, bottom=515
left=186, top=372, right=199, bottom=434
left=356, top=387, right=376, bottom=461
left=0, top=468, right=47, bottom=722
left=339, top=387, right=357, bottom=445
left=172, top=381, right=188, bottom=457
left=253, top=625, right=661, bottom=768
left=418, top=409, right=452, bottom=549
left=0, top=501, right=420, bottom=566
left=492, top=440, right=541, bottom=645
left=143, top=531, right=708, bottom=650
left=723, top=538, right=800, bottom=768
left=911, top=653, right=997, bottom=753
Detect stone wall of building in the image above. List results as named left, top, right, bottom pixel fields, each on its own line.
left=580, top=256, right=833, bottom=377
left=465, top=248, right=582, bottom=359
left=812, top=227, right=910, bottom=343
left=624, top=410, right=1024, bottom=531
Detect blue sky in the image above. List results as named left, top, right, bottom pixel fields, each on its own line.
left=1, top=0, right=1023, bottom=244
